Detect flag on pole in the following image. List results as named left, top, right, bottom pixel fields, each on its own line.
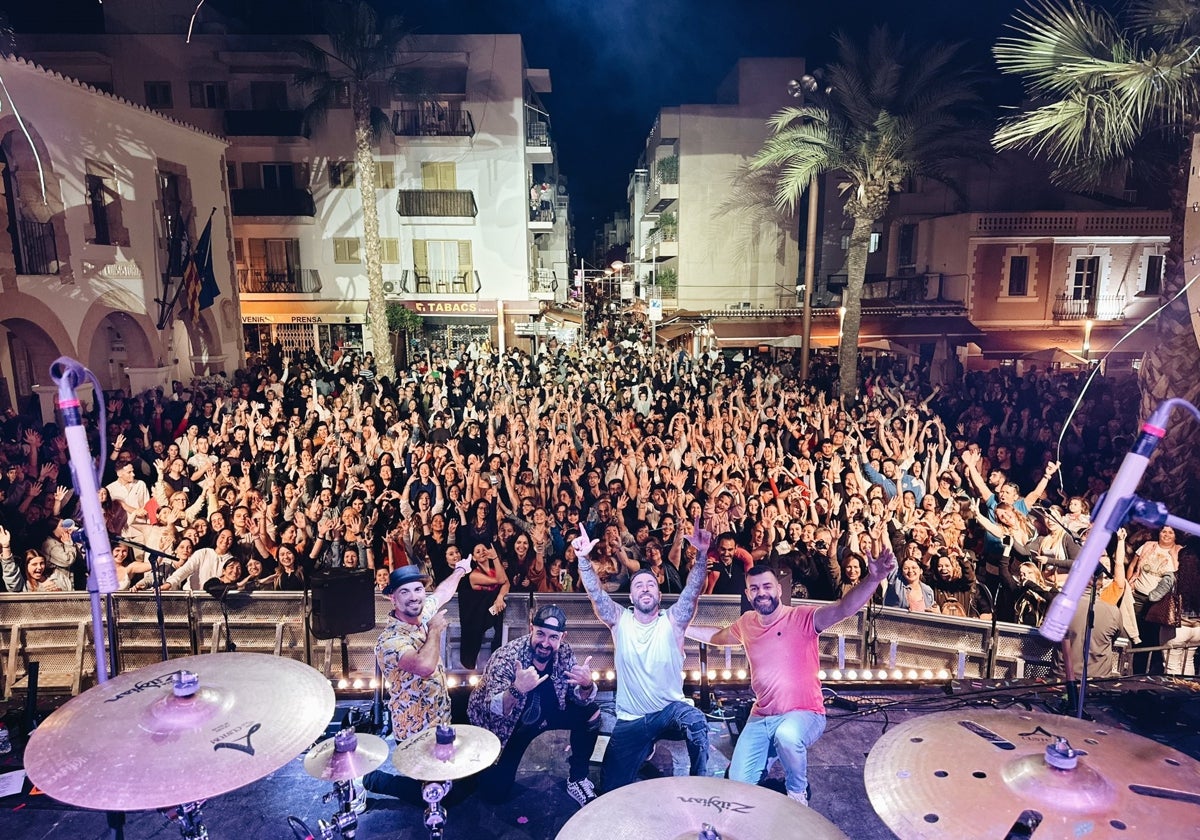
left=179, top=210, right=218, bottom=322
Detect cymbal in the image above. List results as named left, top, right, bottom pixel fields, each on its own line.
left=866, top=708, right=1200, bottom=840
left=305, top=730, right=389, bottom=781
left=556, top=776, right=849, bottom=840
left=24, top=653, right=334, bottom=811
left=391, top=724, right=501, bottom=781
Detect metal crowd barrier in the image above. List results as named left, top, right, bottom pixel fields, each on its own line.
left=0, top=590, right=1070, bottom=699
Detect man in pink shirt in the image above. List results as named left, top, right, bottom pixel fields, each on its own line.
left=688, top=547, right=895, bottom=806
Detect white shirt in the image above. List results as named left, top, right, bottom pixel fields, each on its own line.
left=613, top=609, right=684, bottom=721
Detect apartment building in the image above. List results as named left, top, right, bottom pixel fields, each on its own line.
left=0, top=53, right=233, bottom=416
left=22, top=0, right=569, bottom=363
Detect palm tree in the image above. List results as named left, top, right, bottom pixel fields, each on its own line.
left=295, top=0, right=411, bottom=381
left=751, top=26, right=992, bottom=399
left=993, top=0, right=1200, bottom=513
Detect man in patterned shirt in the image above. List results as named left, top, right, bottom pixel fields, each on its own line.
left=362, top=557, right=470, bottom=800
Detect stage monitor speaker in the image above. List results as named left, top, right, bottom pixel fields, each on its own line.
left=309, top=569, right=376, bottom=639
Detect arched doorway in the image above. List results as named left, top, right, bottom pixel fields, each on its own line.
left=86, top=312, right=154, bottom=394
left=0, top=317, right=64, bottom=416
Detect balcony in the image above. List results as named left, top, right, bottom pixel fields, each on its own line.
left=823, top=273, right=966, bottom=311
left=231, top=188, right=316, bottom=217
left=396, top=190, right=478, bottom=218
left=645, top=172, right=678, bottom=215
left=1053, top=293, right=1126, bottom=321
left=391, top=109, right=475, bottom=137
left=644, top=227, right=678, bottom=261
left=224, top=110, right=307, bottom=137
left=13, top=218, right=59, bottom=275
left=970, top=211, right=1170, bottom=236
left=405, top=269, right=481, bottom=295
left=238, top=267, right=322, bottom=294
left=530, top=268, right=557, bottom=299
left=525, top=104, right=553, bottom=164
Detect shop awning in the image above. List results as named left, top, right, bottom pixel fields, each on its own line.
left=971, top=325, right=1156, bottom=357
left=711, top=314, right=982, bottom=346
left=239, top=299, right=368, bottom=325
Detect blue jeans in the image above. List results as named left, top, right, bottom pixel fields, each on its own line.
left=730, top=710, right=825, bottom=795
left=602, top=701, right=709, bottom=790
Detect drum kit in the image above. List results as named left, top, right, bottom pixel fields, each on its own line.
left=21, top=654, right=1200, bottom=840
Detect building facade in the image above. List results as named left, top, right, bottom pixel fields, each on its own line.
left=0, top=54, right=234, bottom=416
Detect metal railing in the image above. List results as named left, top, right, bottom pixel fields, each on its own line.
left=1053, top=293, right=1126, bottom=320
left=525, top=104, right=551, bottom=147
left=238, top=267, right=322, bottom=294
left=391, top=108, right=475, bottom=137
left=224, top=110, right=306, bottom=137
left=411, top=269, right=479, bottom=294
left=395, top=190, right=478, bottom=217
left=14, top=218, right=58, bottom=275
left=530, top=268, right=557, bottom=295
left=230, top=188, right=316, bottom=217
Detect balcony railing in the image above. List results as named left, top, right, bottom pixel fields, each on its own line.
left=396, top=190, right=478, bottom=217
left=408, top=269, right=480, bottom=295
left=970, top=211, right=1170, bottom=236
left=1053, top=293, right=1126, bottom=321
left=238, top=267, right=322, bottom=294
left=14, top=218, right=59, bottom=275
left=231, top=188, right=316, bottom=217
left=530, top=268, right=557, bottom=296
left=391, top=109, right=475, bottom=137
left=224, top=110, right=307, bottom=137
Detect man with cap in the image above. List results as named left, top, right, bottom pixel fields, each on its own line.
left=362, top=557, right=471, bottom=800
left=573, top=521, right=712, bottom=791
left=467, top=604, right=601, bottom=806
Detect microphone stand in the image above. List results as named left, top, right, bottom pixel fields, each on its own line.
left=113, top=536, right=178, bottom=662
left=1071, top=564, right=1105, bottom=720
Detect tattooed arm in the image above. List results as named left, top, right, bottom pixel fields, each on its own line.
left=668, top=519, right=712, bottom=635
left=572, top=526, right=622, bottom=628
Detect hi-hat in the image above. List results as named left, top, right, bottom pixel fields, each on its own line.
left=390, top=724, right=500, bottom=781
left=556, top=776, right=850, bottom=840
left=305, top=729, right=389, bottom=781
left=24, top=652, right=334, bottom=811
left=866, top=708, right=1200, bottom=839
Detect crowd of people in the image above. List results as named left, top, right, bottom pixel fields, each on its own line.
left=0, top=335, right=1195, bottom=682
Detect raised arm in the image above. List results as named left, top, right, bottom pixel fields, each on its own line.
left=431, top=555, right=472, bottom=608
left=814, top=546, right=895, bottom=633
left=668, top=519, right=712, bottom=633
left=572, top=526, right=622, bottom=628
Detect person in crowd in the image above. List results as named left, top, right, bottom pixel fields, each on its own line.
left=1, top=526, right=73, bottom=592
left=574, top=522, right=711, bottom=791
left=467, top=604, right=601, bottom=806
left=687, top=546, right=896, bottom=806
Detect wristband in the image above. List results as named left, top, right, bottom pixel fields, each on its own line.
left=507, top=685, right=525, bottom=701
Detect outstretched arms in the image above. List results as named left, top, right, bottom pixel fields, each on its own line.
left=573, top=526, right=623, bottom=628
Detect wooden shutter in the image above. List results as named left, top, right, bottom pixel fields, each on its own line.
left=457, top=240, right=472, bottom=275
left=413, top=239, right=428, bottom=274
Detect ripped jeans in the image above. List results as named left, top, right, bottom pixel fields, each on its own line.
left=602, top=700, right=709, bottom=790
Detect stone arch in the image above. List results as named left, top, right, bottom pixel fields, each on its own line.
left=0, top=298, right=74, bottom=414
left=81, top=309, right=158, bottom=394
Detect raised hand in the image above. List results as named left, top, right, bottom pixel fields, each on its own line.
left=427, top=609, right=449, bottom=637
left=566, top=656, right=595, bottom=689
left=865, top=546, right=897, bottom=581
left=685, top=516, right=712, bottom=559
left=513, top=664, right=550, bottom=694
left=454, top=554, right=473, bottom=576
left=571, top=524, right=599, bottom=560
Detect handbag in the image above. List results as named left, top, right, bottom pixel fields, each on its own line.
left=1144, top=588, right=1182, bottom=627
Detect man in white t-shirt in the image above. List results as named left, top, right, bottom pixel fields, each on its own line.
left=573, top=522, right=711, bottom=790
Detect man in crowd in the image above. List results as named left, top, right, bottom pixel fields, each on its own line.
left=163, top=527, right=236, bottom=591
left=573, top=522, right=711, bottom=790
left=467, top=603, right=601, bottom=806
left=363, top=556, right=470, bottom=799
left=687, top=548, right=896, bottom=806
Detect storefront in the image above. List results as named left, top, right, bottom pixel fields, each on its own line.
left=240, top=301, right=368, bottom=363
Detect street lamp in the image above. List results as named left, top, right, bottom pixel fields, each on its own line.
left=1083, top=318, right=1094, bottom=361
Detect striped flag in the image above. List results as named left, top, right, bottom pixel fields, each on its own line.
left=180, top=212, right=217, bottom=322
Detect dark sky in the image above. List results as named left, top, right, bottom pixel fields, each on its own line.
left=4, top=0, right=1036, bottom=244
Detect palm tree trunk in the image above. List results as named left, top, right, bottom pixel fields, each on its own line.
left=1139, top=127, right=1200, bottom=519
left=354, top=98, right=396, bottom=381
left=838, top=215, right=873, bottom=399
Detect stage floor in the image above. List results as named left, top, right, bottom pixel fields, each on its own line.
left=2, top=677, right=1198, bottom=839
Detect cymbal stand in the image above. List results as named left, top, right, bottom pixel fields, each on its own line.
left=420, top=781, right=453, bottom=839
left=316, top=779, right=360, bottom=839
left=160, top=800, right=208, bottom=840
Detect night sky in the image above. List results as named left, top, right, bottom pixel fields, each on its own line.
left=5, top=0, right=1053, bottom=244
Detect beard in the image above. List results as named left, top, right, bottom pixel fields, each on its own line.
left=752, top=594, right=779, bottom=616
left=532, top=643, right=555, bottom=665
left=633, top=591, right=661, bottom=616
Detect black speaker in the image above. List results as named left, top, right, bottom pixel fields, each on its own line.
left=309, top=569, right=376, bottom=639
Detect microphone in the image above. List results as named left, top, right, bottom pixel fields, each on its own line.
left=50, top=357, right=119, bottom=594
left=1039, top=419, right=1165, bottom=642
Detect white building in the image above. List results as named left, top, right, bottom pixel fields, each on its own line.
left=23, top=0, right=569, bottom=364
left=0, top=53, right=235, bottom=416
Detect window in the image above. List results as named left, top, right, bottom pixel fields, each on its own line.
left=421, top=162, right=457, bottom=190
left=329, top=161, right=356, bottom=189
left=145, top=81, right=173, bottom=108
left=375, top=161, right=395, bottom=189
left=1143, top=254, right=1164, bottom=296
left=250, top=81, right=288, bottom=110
left=233, top=238, right=244, bottom=264
left=332, top=83, right=352, bottom=108
left=333, top=238, right=361, bottom=263
left=1071, top=256, right=1100, bottom=300
left=85, top=160, right=124, bottom=246
left=261, top=163, right=296, bottom=191
left=188, top=81, right=229, bottom=109
left=869, top=232, right=881, bottom=254
left=1007, top=255, right=1029, bottom=297
left=381, top=238, right=400, bottom=264
left=413, top=239, right=473, bottom=290
left=226, top=162, right=238, bottom=189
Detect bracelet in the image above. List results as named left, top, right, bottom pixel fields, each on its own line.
left=507, top=685, right=525, bottom=701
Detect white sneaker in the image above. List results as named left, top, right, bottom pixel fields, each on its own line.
left=566, top=777, right=598, bottom=807
left=787, top=788, right=809, bottom=807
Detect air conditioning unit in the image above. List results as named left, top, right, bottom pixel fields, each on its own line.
left=383, top=280, right=397, bottom=296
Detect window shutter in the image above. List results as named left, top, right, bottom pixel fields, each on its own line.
left=457, top=240, right=472, bottom=275
left=189, top=82, right=204, bottom=108
left=241, top=163, right=262, bottom=190
left=413, top=239, right=428, bottom=273
left=249, top=238, right=268, bottom=269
